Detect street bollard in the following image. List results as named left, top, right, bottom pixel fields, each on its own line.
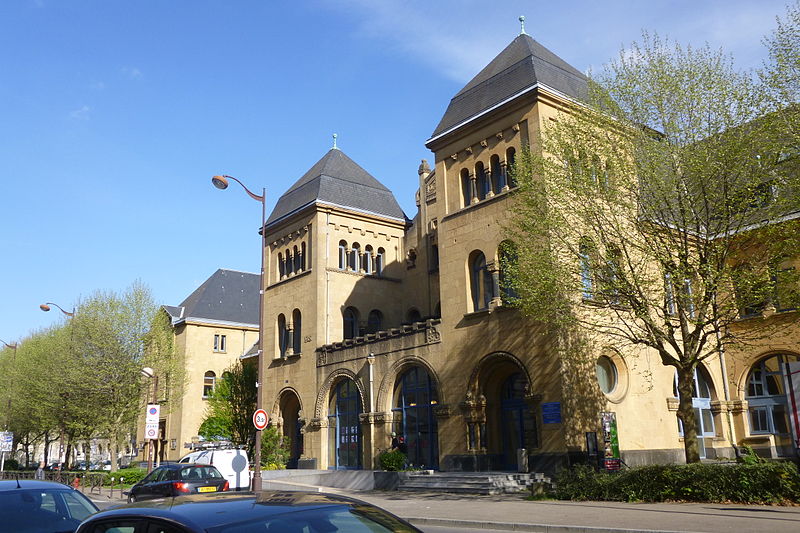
left=120, top=477, right=124, bottom=498
left=110, top=477, right=114, bottom=497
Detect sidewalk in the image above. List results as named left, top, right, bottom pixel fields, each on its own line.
left=78, top=485, right=800, bottom=533
left=330, top=489, right=800, bottom=533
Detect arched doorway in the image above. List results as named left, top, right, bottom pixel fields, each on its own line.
left=392, top=366, right=439, bottom=469
left=470, top=353, right=537, bottom=471
left=278, top=390, right=302, bottom=469
left=327, top=379, right=362, bottom=469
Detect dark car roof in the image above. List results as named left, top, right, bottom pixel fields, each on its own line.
left=0, top=479, right=79, bottom=491
left=80, top=491, right=418, bottom=531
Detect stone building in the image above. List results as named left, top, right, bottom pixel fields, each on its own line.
left=257, top=32, right=799, bottom=472
left=136, top=268, right=259, bottom=462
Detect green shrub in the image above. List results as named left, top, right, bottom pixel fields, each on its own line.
left=555, top=462, right=800, bottom=504
left=102, top=468, right=148, bottom=486
left=378, top=450, right=406, bottom=471
left=3, top=459, right=19, bottom=470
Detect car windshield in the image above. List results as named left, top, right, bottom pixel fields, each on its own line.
left=207, top=505, right=417, bottom=533
left=180, top=465, right=223, bottom=480
left=0, top=488, right=98, bottom=533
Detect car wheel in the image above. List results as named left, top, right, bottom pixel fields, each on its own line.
left=128, top=494, right=136, bottom=503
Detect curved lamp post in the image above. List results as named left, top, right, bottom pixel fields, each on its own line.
left=211, top=174, right=266, bottom=491
left=40, top=301, right=75, bottom=467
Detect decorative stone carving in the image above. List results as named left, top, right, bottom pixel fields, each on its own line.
left=418, top=159, right=431, bottom=175
left=496, top=131, right=504, bottom=139
left=425, top=174, right=436, bottom=204
left=433, top=404, right=451, bottom=418
left=450, top=153, right=458, bottom=160
left=512, top=124, right=520, bottom=132
left=406, top=248, right=417, bottom=268
left=480, top=139, right=488, bottom=147
left=465, top=146, right=473, bottom=154
left=425, top=326, right=441, bottom=344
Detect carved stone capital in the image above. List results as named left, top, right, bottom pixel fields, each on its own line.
left=433, top=404, right=451, bottom=419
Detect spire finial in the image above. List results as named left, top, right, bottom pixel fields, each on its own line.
left=332, top=133, right=338, bottom=150
left=519, top=15, right=526, bottom=35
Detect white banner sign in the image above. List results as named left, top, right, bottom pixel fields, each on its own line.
left=784, top=362, right=800, bottom=451
left=145, top=404, right=160, bottom=424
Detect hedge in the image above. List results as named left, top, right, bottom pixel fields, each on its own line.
left=378, top=450, right=406, bottom=471
left=555, top=463, right=800, bottom=504
left=101, top=467, right=148, bottom=486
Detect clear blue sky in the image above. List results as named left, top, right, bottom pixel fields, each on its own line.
left=0, top=0, right=790, bottom=343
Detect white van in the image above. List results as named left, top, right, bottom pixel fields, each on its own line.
left=178, top=448, right=251, bottom=490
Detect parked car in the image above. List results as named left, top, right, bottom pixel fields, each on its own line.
left=77, top=490, right=421, bottom=533
left=0, top=479, right=99, bottom=533
left=127, top=463, right=229, bottom=503
left=178, top=448, right=250, bottom=490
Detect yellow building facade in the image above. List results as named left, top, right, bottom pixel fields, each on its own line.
left=257, top=33, right=799, bottom=472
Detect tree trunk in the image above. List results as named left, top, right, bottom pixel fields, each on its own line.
left=110, top=431, right=119, bottom=472
left=676, top=366, right=701, bottom=463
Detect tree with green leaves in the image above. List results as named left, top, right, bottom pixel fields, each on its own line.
left=507, top=33, right=800, bottom=463
left=200, top=360, right=257, bottom=455
left=762, top=0, right=800, bottom=140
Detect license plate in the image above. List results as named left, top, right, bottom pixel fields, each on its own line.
left=198, top=486, right=217, bottom=493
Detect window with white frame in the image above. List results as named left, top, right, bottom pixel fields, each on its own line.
left=213, top=334, right=226, bottom=353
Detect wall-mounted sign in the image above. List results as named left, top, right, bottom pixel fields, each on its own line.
left=542, top=402, right=562, bottom=424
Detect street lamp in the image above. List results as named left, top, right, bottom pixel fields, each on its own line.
left=211, top=174, right=266, bottom=491
left=40, top=301, right=75, bottom=468
left=141, top=367, right=159, bottom=472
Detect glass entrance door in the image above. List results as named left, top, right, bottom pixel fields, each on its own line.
left=500, top=373, right=535, bottom=470
left=328, top=379, right=362, bottom=469
left=392, top=366, right=439, bottom=469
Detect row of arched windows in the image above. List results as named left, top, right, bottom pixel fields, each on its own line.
left=468, top=241, right=518, bottom=312
left=202, top=370, right=231, bottom=398
left=338, top=241, right=385, bottom=276
left=341, top=307, right=434, bottom=340
left=460, top=147, right=517, bottom=207
left=278, top=242, right=307, bottom=280
left=277, top=309, right=302, bottom=357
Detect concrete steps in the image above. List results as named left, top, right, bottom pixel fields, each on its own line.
left=397, top=471, right=550, bottom=495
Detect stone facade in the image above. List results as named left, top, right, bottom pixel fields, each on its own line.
left=257, top=34, right=800, bottom=473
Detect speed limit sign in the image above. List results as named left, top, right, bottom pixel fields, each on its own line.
left=253, top=409, right=269, bottom=430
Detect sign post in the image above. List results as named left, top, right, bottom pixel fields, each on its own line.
left=145, top=404, right=160, bottom=472
left=0, top=431, right=14, bottom=472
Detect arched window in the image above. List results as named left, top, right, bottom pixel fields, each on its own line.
left=292, top=309, right=302, bottom=355
left=278, top=253, right=285, bottom=279
left=475, top=161, right=488, bottom=200
left=579, top=240, right=594, bottom=300
left=367, top=309, right=383, bottom=333
left=406, top=308, right=422, bottom=324
left=499, top=240, right=519, bottom=302
left=490, top=154, right=503, bottom=193
left=343, top=307, right=360, bottom=340
left=203, top=371, right=216, bottom=397
left=506, top=147, right=517, bottom=187
left=461, top=168, right=471, bottom=207
left=746, top=353, right=799, bottom=435
left=277, top=314, right=288, bottom=358
left=363, top=245, right=374, bottom=274
left=300, top=242, right=307, bottom=271
left=293, top=245, right=301, bottom=273
left=350, top=243, right=361, bottom=272
left=375, top=248, right=385, bottom=276
left=338, top=240, right=347, bottom=270
left=286, top=248, right=294, bottom=276
left=469, top=251, right=493, bottom=311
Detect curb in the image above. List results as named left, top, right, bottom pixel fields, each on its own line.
left=403, top=517, right=694, bottom=533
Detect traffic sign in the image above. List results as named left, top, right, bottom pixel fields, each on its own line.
left=145, top=404, right=160, bottom=424
left=0, top=432, right=12, bottom=452
left=145, top=423, right=159, bottom=440
left=253, top=409, right=269, bottom=430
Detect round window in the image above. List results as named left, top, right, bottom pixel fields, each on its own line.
left=596, top=355, right=618, bottom=394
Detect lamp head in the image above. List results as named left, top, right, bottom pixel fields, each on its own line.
left=211, top=175, right=229, bottom=190
left=39, top=304, right=51, bottom=312
left=141, top=367, right=155, bottom=378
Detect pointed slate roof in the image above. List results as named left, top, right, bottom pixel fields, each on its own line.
left=266, top=148, right=406, bottom=226
left=429, top=33, right=588, bottom=140
left=164, top=269, right=259, bottom=327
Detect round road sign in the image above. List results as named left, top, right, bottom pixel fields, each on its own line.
left=253, top=409, right=269, bottom=430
